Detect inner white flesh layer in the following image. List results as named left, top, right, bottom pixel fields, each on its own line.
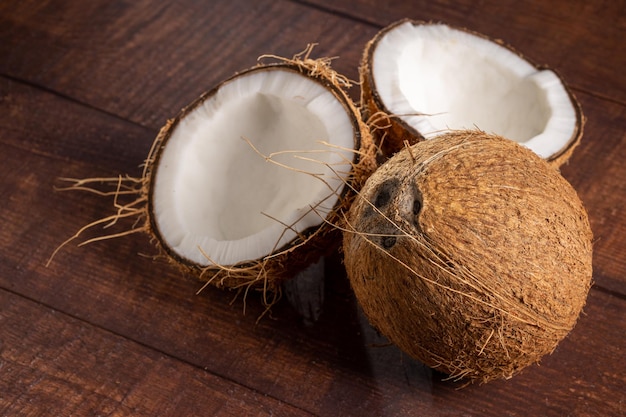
left=372, top=22, right=577, bottom=158
left=153, top=69, right=355, bottom=266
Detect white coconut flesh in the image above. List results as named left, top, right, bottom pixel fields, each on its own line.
left=371, top=22, right=578, bottom=159
left=152, top=68, right=356, bottom=266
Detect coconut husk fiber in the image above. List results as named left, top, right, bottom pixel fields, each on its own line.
left=342, top=130, right=593, bottom=383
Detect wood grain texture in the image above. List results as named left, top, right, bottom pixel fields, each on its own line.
left=304, top=0, right=626, bottom=103
left=1, top=0, right=625, bottom=416
left=0, top=291, right=312, bottom=417
left=0, top=0, right=376, bottom=128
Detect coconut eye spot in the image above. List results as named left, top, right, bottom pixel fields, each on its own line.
left=151, top=69, right=355, bottom=266
left=412, top=198, right=422, bottom=217
left=381, top=236, right=397, bottom=249
left=371, top=178, right=399, bottom=210
left=374, top=188, right=391, bottom=208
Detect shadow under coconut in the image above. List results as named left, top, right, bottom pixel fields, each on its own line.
left=282, top=253, right=446, bottom=391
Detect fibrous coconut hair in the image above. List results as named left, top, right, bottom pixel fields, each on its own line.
left=342, top=130, right=593, bottom=383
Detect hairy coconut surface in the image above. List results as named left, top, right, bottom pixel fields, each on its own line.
left=360, top=20, right=584, bottom=165
left=343, top=130, right=593, bottom=383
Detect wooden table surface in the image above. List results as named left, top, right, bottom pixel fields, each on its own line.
left=1, top=1, right=625, bottom=416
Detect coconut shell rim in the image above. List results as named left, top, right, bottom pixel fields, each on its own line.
left=143, top=62, right=367, bottom=280
left=360, top=18, right=584, bottom=166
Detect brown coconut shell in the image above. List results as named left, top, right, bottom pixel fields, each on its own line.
left=343, top=130, right=593, bottom=383
left=360, top=19, right=585, bottom=166
left=143, top=61, right=378, bottom=292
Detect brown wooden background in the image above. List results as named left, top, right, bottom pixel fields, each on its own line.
left=1, top=1, right=625, bottom=416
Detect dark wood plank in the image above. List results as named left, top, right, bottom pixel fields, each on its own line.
left=559, top=93, right=626, bottom=296
left=0, top=0, right=377, bottom=130
left=3, top=0, right=624, bottom=295
left=1, top=77, right=153, bottom=172
left=304, top=0, right=626, bottom=103
left=1, top=0, right=625, bottom=415
left=0, top=290, right=312, bottom=417
left=0, top=83, right=624, bottom=415
left=3, top=59, right=626, bottom=297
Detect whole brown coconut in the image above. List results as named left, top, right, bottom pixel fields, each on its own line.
left=342, top=131, right=593, bottom=383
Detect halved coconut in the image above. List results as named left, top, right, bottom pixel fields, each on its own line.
left=361, top=19, right=584, bottom=165
left=144, top=61, right=376, bottom=290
